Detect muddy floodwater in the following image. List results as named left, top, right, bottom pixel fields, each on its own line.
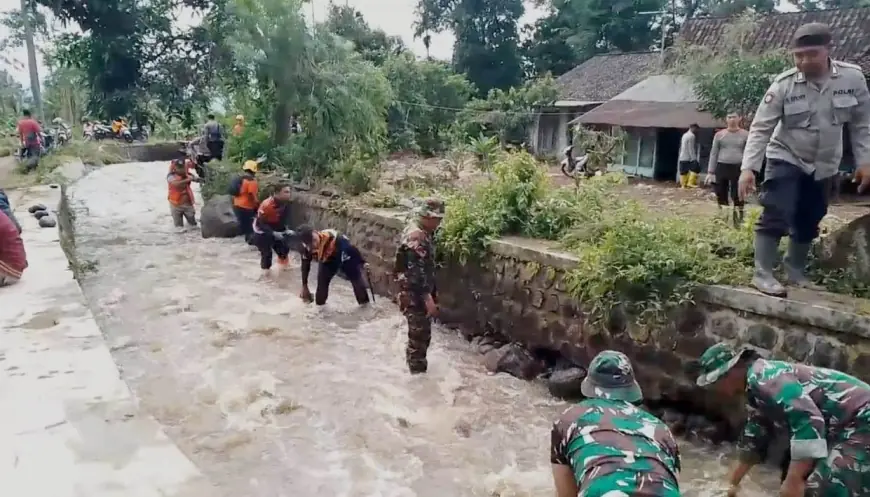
left=69, top=162, right=779, bottom=496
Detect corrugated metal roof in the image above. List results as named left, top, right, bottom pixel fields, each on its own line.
left=576, top=100, right=722, bottom=128
left=611, top=75, right=699, bottom=103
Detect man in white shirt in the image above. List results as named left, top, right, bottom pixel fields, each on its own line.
left=678, top=124, right=700, bottom=188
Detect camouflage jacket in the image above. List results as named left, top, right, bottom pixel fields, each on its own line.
left=551, top=398, right=681, bottom=496
left=738, top=359, right=870, bottom=463
left=393, top=221, right=435, bottom=300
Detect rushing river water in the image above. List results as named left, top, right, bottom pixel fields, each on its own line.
left=69, top=162, right=779, bottom=496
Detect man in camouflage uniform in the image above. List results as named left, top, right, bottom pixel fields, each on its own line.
left=550, top=350, right=681, bottom=497
left=696, top=343, right=870, bottom=497
left=394, top=198, right=444, bottom=374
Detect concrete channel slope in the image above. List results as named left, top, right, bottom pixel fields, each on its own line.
left=0, top=186, right=214, bottom=496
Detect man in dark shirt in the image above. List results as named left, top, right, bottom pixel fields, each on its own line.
left=17, top=109, right=42, bottom=171
left=202, top=114, right=224, bottom=161
left=294, top=225, right=369, bottom=306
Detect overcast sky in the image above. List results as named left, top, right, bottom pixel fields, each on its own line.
left=0, top=0, right=547, bottom=89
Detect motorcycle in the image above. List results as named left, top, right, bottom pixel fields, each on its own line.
left=92, top=123, right=115, bottom=141
left=53, top=124, right=72, bottom=147
left=118, top=124, right=134, bottom=143
left=560, top=145, right=591, bottom=179
left=130, top=125, right=149, bottom=142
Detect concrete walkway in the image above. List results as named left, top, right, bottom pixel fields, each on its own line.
left=0, top=186, right=213, bottom=496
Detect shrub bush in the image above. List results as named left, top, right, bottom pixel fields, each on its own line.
left=436, top=150, right=757, bottom=324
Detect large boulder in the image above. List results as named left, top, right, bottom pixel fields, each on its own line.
left=819, top=213, right=870, bottom=280
left=482, top=343, right=544, bottom=380
left=200, top=195, right=240, bottom=239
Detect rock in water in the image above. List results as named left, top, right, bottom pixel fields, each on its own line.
left=547, top=367, right=587, bottom=399
left=28, top=204, right=47, bottom=214
left=34, top=210, right=49, bottom=219
left=483, top=343, right=542, bottom=380
left=200, top=195, right=240, bottom=239
left=38, top=216, right=57, bottom=228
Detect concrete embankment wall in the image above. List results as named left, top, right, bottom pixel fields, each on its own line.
left=290, top=192, right=870, bottom=426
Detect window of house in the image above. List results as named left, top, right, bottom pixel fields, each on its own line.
left=637, top=128, right=656, bottom=171
left=622, top=127, right=640, bottom=168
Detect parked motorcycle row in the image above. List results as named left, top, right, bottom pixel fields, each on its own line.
left=82, top=121, right=149, bottom=143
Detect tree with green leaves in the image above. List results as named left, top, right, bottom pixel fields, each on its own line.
left=522, top=0, right=665, bottom=78
left=670, top=12, right=790, bottom=120
left=221, top=0, right=391, bottom=179
left=32, top=0, right=223, bottom=121
left=382, top=53, right=475, bottom=154
left=415, top=0, right=525, bottom=95
left=324, top=5, right=406, bottom=66
left=457, top=76, right=558, bottom=145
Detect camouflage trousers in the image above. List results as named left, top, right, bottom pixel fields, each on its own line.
left=580, top=469, right=680, bottom=497
left=403, top=305, right=431, bottom=374
left=805, top=414, right=870, bottom=497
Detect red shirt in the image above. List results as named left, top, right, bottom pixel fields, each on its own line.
left=17, top=118, right=41, bottom=147
left=0, top=211, right=27, bottom=279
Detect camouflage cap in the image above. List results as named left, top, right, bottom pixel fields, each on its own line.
left=580, top=350, right=643, bottom=403
left=415, top=198, right=445, bottom=219
left=696, top=343, right=743, bottom=387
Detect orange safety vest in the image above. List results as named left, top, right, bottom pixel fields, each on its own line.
left=311, top=229, right=339, bottom=262
left=253, top=197, right=287, bottom=233
left=167, top=172, right=194, bottom=206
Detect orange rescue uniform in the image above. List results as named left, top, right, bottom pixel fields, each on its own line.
left=167, top=172, right=195, bottom=206
left=232, top=175, right=259, bottom=210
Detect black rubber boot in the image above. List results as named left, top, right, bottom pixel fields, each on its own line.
left=752, top=235, right=787, bottom=297
left=732, top=207, right=744, bottom=228
left=784, top=241, right=824, bottom=291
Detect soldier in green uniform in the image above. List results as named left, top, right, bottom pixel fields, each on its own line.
left=393, top=198, right=444, bottom=374
left=738, top=23, right=870, bottom=297
left=696, top=343, right=870, bottom=497
left=551, top=350, right=681, bottom=497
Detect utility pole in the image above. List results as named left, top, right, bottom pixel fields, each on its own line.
left=639, top=10, right=668, bottom=68
left=21, top=0, right=43, bottom=119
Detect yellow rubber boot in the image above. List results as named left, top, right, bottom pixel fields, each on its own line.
left=687, top=171, right=699, bottom=188
left=679, top=174, right=689, bottom=188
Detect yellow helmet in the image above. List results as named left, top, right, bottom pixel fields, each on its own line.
left=242, top=160, right=258, bottom=172
left=235, top=114, right=244, bottom=121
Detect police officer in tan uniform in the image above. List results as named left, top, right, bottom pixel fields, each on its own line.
left=739, top=23, right=870, bottom=297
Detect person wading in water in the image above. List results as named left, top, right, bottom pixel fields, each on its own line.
left=696, top=343, right=870, bottom=497
left=551, top=350, right=681, bottom=497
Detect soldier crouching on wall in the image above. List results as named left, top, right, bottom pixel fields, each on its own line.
left=393, top=198, right=444, bottom=375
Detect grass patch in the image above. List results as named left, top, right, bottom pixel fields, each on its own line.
left=433, top=150, right=870, bottom=325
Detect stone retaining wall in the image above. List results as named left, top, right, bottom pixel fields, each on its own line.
left=119, top=141, right=185, bottom=162
left=290, top=192, right=870, bottom=428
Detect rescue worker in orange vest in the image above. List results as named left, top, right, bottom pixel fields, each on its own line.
left=167, top=158, right=201, bottom=230
left=295, top=225, right=370, bottom=306
left=230, top=160, right=259, bottom=244
left=252, top=184, right=293, bottom=278
left=232, top=115, right=245, bottom=137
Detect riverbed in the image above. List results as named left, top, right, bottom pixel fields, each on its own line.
left=69, top=162, right=779, bottom=496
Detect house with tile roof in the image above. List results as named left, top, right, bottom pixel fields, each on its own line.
left=679, top=7, right=870, bottom=71
left=528, top=52, right=660, bottom=156
left=572, top=7, right=870, bottom=180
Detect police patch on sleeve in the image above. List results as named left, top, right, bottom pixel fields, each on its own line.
left=763, top=92, right=774, bottom=104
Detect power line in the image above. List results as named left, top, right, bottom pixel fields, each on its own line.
left=389, top=99, right=579, bottom=117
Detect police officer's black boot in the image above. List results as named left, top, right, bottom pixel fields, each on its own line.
left=752, top=235, right=787, bottom=297
left=784, top=241, right=824, bottom=291
left=734, top=207, right=744, bottom=228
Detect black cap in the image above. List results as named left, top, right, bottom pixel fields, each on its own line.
left=791, top=23, right=832, bottom=50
